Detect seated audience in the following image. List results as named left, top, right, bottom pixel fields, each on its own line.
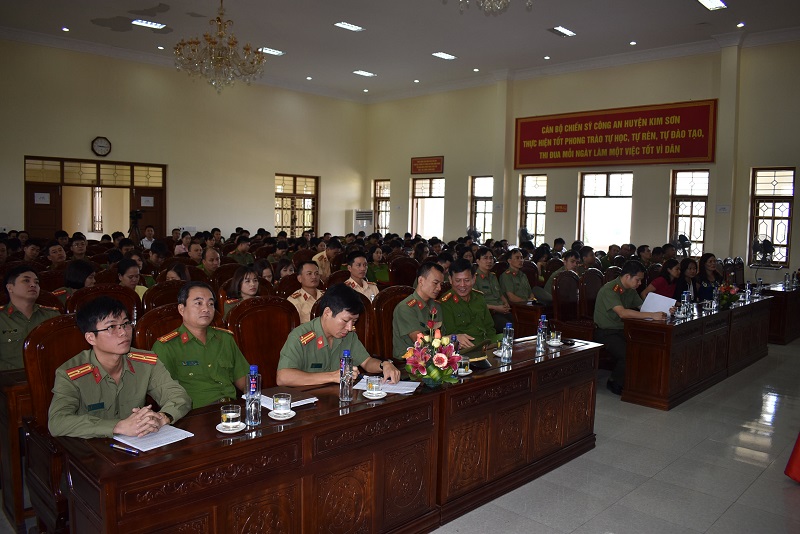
left=277, top=284, right=399, bottom=386
left=165, top=262, right=190, bottom=282
left=253, top=258, right=274, bottom=283
left=117, top=258, right=147, bottom=298
left=22, top=241, right=41, bottom=263
left=140, top=225, right=156, bottom=250
left=696, top=253, right=722, bottom=301
left=275, top=258, right=295, bottom=280
left=553, top=237, right=566, bottom=254
left=54, top=230, right=70, bottom=250
left=662, top=243, right=677, bottom=261
left=392, top=262, right=445, bottom=358
left=199, top=247, right=221, bottom=278
left=600, top=244, right=621, bottom=270
left=152, top=282, right=249, bottom=408
left=594, top=260, right=668, bottom=395
left=223, top=266, right=260, bottom=320
left=125, top=251, right=155, bottom=287
left=69, top=233, right=88, bottom=261
left=440, top=259, right=500, bottom=349
left=344, top=251, right=379, bottom=300
left=500, top=248, right=550, bottom=304
left=45, top=241, right=67, bottom=269
left=0, top=265, right=61, bottom=369
left=650, top=246, right=664, bottom=265
left=174, top=231, right=192, bottom=255
left=575, top=246, right=595, bottom=276
left=54, top=260, right=96, bottom=305
left=117, top=238, right=135, bottom=256
left=187, top=243, right=203, bottom=264
left=544, top=250, right=580, bottom=295
left=636, top=244, right=652, bottom=266
left=366, top=245, right=389, bottom=283
left=641, top=259, right=680, bottom=299
left=674, top=257, right=699, bottom=301
left=474, top=247, right=511, bottom=333
left=148, top=241, right=169, bottom=272
left=312, top=238, right=342, bottom=283
left=48, top=296, right=191, bottom=438
left=0, top=241, right=6, bottom=267
left=267, top=241, right=289, bottom=263
left=228, top=236, right=255, bottom=266
left=287, top=261, right=324, bottom=323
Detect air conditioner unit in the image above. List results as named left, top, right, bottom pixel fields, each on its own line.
left=347, top=209, right=374, bottom=234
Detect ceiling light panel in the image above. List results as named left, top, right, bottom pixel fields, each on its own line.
left=353, top=70, right=376, bottom=77
left=334, top=22, right=364, bottom=32
left=258, top=47, right=285, bottom=56
left=432, top=52, right=457, bottom=60
left=552, top=26, right=577, bottom=37
left=697, top=0, right=727, bottom=10
left=132, top=19, right=166, bottom=29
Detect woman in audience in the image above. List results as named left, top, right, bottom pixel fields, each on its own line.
left=164, top=262, right=190, bottom=282
left=253, top=258, right=274, bottom=283
left=367, top=245, right=389, bottom=283
left=173, top=231, right=192, bottom=255
left=54, top=259, right=96, bottom=305
left=117, top=258, right=147, bottom=298
left=674, top=257, right=699, bottom=302
left=640, top=259, right=680, bottom=299
left=275, top=258, right=295, bottom=280
left=125, top=251, right=156, bottom=287
left=696, top=253, right=722, bottom=301
left=412, top=242, right=430, bottom=262
left=459, top=248, right=475, bottom=263
left=223, top=266, right=260, bottom=320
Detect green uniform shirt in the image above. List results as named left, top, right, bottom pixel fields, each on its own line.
left=600, top=255, right=613, bottom=271
left=392, top=292, right=438, bottom=358
left=48, top=349, right=192, bottom=438
left=0, top=303, right=61, bottom=370
left=228, top=252, right=255, bottom=266
left=277, top=316, right=369, bottom=373
left=367, top=263, right=389, bottom=283
left=544, top=266, right=565, bottom=295
left=594, top=277, right=643, bottom=330
left=266, top=253, right=286, bottom=264
left=152, top=324, right=250, bottom=408
left=474, top=270, right=504, bottom=306
left=499, top=268, right=532, bottom=301
left=222, top=298, right=240, bottom=322
left=439, top=289, right=498, bottom=343
left=52, top=287, right=75, bottom=307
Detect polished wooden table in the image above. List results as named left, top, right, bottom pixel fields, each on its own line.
left=57, top=339, right=599, bottom=534
left=762, top=284, right=800, bottom=345
left=623, top=297, right=771, bottom=410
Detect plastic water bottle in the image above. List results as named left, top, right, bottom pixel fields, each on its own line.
left=339, top=350, right=353, bottom=401
left=501, top=323, right=514, bottom=363
left=450, top=334, right=460, bottom=354
left=245, top=365, right=262, bottom=427
left=537, top=315, right=548, bottom=353
left=744, top=281, right=752, bottom=303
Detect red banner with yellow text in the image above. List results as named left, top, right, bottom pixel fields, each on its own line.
left=514, top=100, right=716, bottom=168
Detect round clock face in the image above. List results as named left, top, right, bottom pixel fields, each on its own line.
left=91, top=136, right=111, bottom=156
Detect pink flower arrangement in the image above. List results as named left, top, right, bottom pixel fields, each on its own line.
left=401, top=306, right=459, bottom=386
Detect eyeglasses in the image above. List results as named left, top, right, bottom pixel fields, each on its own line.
left=91, top=321, right=133, bottom=334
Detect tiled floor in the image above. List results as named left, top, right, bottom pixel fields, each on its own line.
left=2, top=341, right=798, bottom=534
left=434, top=339, right=800, bottom=534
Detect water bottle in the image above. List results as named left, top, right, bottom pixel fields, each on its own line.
left=681, top=291, right=690, bottom=315
left=245, top=365, right=262, bottom=427
left=339, top=350, right=353, bottom=401
left=744, top=281, right=752, bottom=303
left=501, top=323, right=514, bottom=363
left=784, top=273, right=792, bottom=289
left=450, top=334, right=460, bottom=355
left=755, top=277, right=763, bottom=298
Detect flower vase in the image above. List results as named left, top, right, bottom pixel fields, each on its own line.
left=421, top=377, right=443, bottom=389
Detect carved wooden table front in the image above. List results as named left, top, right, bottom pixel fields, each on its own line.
left=762, top=285, right=800, bottom=345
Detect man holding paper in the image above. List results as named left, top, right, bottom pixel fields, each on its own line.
left=594, top=260, right=668, bottom=396
left=49, top=297, right=191, bottom=439
left=277, top=284, right=400, bottom=386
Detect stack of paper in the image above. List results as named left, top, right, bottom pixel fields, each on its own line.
left=353, top=379, right=420, bottom=395
left=114, top=425, right=194, bottom=452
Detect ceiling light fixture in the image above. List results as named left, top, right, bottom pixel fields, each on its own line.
left=737, top=22, right=745, bottom=28
left=432, top=52, right=457, bottom=60
left=306, top=76, right=312, bottom=80
left=473, top=68, right=480, bottom=72
left=157, top=46, right=165, bottom=50
left=414, top=80, right=420, bottom=83
left=258, top=47, right=285, bottom=56
left=363, top=89, right=369, bottom=93
left=61, top=27, right=69, bottom=32
left=334, top=22, right=364, bottom=32
left=174, top=0, right=266, bottom=93
left=543, top=55, right=550, bottom=60
left=697, top=0, right=727, bottom=10
left=132, top=19, right=167, bottom=29
left=552, top=26, right=577, bottom=37
left=353, top=70, right=376, bottom=77
left=630, top=41, right=637, bottom=45
left=458, top=0, right=533, bottom=14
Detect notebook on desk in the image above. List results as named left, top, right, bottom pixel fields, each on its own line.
left=249, top=387, right=319, bottom=410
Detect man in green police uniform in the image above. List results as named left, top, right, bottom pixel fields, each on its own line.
left=594, top=260, right=668, bottom=395
left=474, top=247, right=511, bottom=333
left=152, top=281, right=250, bottom=408
left=543, top=250, right=580, bottom=295
left=392, top=262, right=445, bottom=358
left=440, top=259, right=501, bottom=347
left=199, top=247, right=221, bottom=278
left=500, top=248, right=551, bottom=305
left=228, top=235, right=255, bottom=266
left=1, top=265, right=60, bottom=370
left=49, top=297, right=191, bottom=438
left=277, top=284, right=400, bottom=386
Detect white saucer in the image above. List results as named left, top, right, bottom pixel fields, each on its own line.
left=268, top=409, right=296, bottom=421
left=457, top=369, right=473, bottom=376
left=363, top=390, right=387, bottom=399
left=216, top=422, right=246, bottom=434
left=493, top=349, right=502, bottom=357
left=547, top=341, right=564, bottom=347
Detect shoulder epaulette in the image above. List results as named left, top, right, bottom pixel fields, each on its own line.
left=52, top=289, right=67, bottom=296
left=367, top=281, right=377, bottom=286
left=158, top=331, right=180, bottom=343
left=40, top=305, right=60, bottom=311
left=66, top=363, right=93, bottom=380
left=129, top=351, right=158, bottom=365
left=0, top=306, right=5, bottom=311
left=299, top=331, right=316, bottom=345
left=441, top=292, right=454, bottom=302
left=212, top=326, right=234, bottom=335
left=472, top=288, right=484, bottom=294
left=225, top=298, right=240, bottom=305
left=345, top=280, right=356, bottom=288
left=407, top=298, right=417, bottom=307
left=290, top=291, right=301, bottom=298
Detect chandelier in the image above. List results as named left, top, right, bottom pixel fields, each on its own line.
left=174, top=0, right=266, bottom=93
left=459, top=0, right=534, bottom=14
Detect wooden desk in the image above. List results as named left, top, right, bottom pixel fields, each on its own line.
left=763, top=285, right=800, bottom=345
left=58, top=340, right=599, bottom=534
left=0, top=370, right=33, bottom=530
left=623, top=297, right=770, bottom=410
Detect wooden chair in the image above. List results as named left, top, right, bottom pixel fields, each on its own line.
left=604, top=266, right=622, bottom=284
left=331, top=252, right=346, bottom=271
left=612, top=255, right=627, bottom=267
left=0, top=289, right=64, bottom=313
left=646, top=263, right=662, bottom=285
left=37, top=270, right=65, bottom=293
left=222, top=243, right=237, bottom=256
left=491, top=261, right=508, bottom=278
left=310, top=292, right=377, bottom=356
left=226, top=297, right=301, bottom=388
left=93, top=267, right=119, bottom=285
left=542, top=258, right=564, bottom=286
left=372, top=285, right=413, bottom=360
left=89, top=253, right=109, bottom=265
left=520, top=261, right=541, bottom=288
left=65, top=285, right=143, bottom=323
left=510, top=302, right=545, bottom=338
left=0, top=260, right=44, bottom=278
left=733, top=257, right=745, bottom=286
left=141, top=280, right=186, bottom=311
left=389, top=257, right=419, bottom=287
left=212, top=263, right=242, bottom=289
left=272, top=275, right=302, bottom=299
left=291, top=249, right=315, bottom=267
left=163, top=256, right=200, bottom=268
left=133, top=303, right=223, bottom=351
left=579, top=268, right=604, bottom=322
left=219, top=256, right=239, bottom=265
left=23, top=314, right=90, bottom=534
left=551, top=271, right=595, bottom=341
left=327, top=269, right=351, bottom=287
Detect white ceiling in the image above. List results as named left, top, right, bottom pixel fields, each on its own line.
left=1, top=0, right=799, bottom=102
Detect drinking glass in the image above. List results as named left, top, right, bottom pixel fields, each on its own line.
left=220, top=405, right=241, bottom=429
left=272, top=393, right=292, bottom=415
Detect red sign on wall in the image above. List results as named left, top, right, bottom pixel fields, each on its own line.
left=411, top=156, right=444, bottom=174
left=554, top=204, right=568, bottom=213
left=514, top=100, right=716, bottom=168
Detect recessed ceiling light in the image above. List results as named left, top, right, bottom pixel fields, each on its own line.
left=258, top=47, right=285, bottom=56
left=552, top=26, right=576, bottom=37
left=544, top=55, right=551, bottom=60
left=132, top=19, right=166, bottom=29
left=697, top=0, right=727, bottom=10
left=432, top=52, right=457, bottom=60
left=414, top=79, right=420, bottom=83
left=363, top=89, right=369, bottom=93
left=61, top=27, right=69, bottom=32
left=473, top=68, right=480, bottom=72
left=334, top=22, right=364, bottom=32
left=157, top=46, right=164, bottom=50
left=353, top=70, right=376, bottom=77
left=737, top=22, right=745, bottom=28
left=630, top=41, right=637, bottom=46
left=306, top=76, right=313, bottom=80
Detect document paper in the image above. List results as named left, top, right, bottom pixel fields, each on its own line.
left=640, top=292, right=676, bottom=315
left=354, top=379, right=420, bottom=395
left=114, top=425, right=194, bottom=452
